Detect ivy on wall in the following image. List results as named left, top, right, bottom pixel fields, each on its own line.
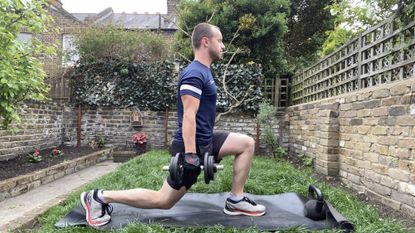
left=70, top=60, right=263, bottom=114
left=70, top=25, right=263, bottom=114
left=71, top=59, right=177, bottom=110
left=212, top=63, right=263, bottom=114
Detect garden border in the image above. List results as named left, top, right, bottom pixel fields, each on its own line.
left=0, top=148, right=113, bottom=202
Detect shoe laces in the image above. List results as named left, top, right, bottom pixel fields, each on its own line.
left=242, top=196, right=257, bottom=206
left=102, top=203, right=113, bottom=216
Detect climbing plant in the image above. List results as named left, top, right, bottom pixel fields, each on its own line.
left=71, top=59, right=263, bottom=114
left=71, top=59, right=177, bottom=110
left=71, top=25, right=263, bottom=114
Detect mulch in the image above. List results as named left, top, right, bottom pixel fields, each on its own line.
left=0, top=145, right=100, bottom=181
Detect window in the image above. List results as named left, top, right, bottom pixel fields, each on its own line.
left=17, top=33, right=32, bottom=44
left=62, top=34, right=79, bottom=66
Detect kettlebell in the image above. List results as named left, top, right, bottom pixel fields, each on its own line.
left=304, top=184, right=326, bottom=221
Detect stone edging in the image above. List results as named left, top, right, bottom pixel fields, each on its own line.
left=0, top=148, right=113, bottom=202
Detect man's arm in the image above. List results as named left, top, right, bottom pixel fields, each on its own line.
left=181, top=94, right=200, bottom=153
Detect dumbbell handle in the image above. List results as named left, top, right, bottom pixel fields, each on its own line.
left=162, top=164, right=224, bottom=171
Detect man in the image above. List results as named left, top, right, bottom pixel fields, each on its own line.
left=80, top=22, right=266, bottom=228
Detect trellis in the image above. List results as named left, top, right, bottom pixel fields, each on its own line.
left=292, top=17, right=415, bottom=105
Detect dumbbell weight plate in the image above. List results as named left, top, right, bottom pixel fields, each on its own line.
left=204, top=154, right=215, bottom=184
left=169, top=153, right=184, bottom=184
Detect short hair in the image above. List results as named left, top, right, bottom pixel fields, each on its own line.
left=191, top=23, right=219, bottom=49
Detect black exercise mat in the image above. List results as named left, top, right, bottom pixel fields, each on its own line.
left=55, top=192, right=354, bottom=231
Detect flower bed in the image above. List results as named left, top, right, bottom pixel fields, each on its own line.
left=0, top=146, right=113, bottom=202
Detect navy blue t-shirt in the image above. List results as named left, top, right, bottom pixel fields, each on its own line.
left=174, top=60, right=217, bottom=146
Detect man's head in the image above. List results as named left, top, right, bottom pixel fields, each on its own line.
left=191, top=23, right=225, bottom=60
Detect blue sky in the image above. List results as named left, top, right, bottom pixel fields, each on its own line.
left=60, top=0, right=167, bottom=13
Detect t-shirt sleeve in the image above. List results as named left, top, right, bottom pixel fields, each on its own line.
left=179, top=75, right=204, bottom=99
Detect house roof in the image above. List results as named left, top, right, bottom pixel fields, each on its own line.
left=71, top=7, right=176, bottom=30
left=48, top=1, right=83, bottom=23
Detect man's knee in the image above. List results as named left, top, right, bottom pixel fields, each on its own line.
left=248, top=137, right=255, bottom=148
left=157, top=198, right=176, bottom=209
left=246, top=136, right=255, bottom=151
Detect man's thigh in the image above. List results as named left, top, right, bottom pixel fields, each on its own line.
left=217, top=132, right=254, bottom=160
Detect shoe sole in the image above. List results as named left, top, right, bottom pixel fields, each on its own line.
left=80, top=192, right=110, bottom=227
left=223, top=207, right=266, bottom=217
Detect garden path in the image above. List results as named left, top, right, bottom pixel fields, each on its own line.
left=0, top=160, right=121, bottom=232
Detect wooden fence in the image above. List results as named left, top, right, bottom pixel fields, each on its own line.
left=292, top=17, right=415, bottom=105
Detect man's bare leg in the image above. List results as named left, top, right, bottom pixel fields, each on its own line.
left=103, top=180, right=187, bottom=209
left=218, top=132, right=265, bottom=216
left=217, top=133, right=255, bottom=196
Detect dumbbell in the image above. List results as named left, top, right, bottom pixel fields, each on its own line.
left=162, top=152, right=224, bottom=184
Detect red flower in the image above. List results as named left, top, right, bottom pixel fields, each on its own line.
left=53, top=148, right=59, bottom=155
left=132, top=132, right=148, bottom=144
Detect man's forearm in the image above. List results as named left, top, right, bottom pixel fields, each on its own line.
left=182, top=112, right=197, bottom=153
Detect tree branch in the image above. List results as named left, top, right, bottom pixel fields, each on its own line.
left=177, top=52, right=191, bottom=63
left=221, top=48, right=240, bottom=103
left=207, top=9, right=216, bottom=23
left=226, top=26, right=241, bottom=49
left=162, top=15, right=191, bottom=38
left=215, top=85, right=256, bottom=123
left=6, top=15, right=24, bottom=29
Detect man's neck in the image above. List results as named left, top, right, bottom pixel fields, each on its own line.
left=194, top=54, right=212, bottom=68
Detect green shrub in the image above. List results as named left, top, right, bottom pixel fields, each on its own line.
left=74, top=25, right=172, bottom=63
left=257, top=101, right=284, bottom=158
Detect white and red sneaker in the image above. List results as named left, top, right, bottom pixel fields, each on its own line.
left=80, top=189, right=112, bottom=227
left=223, top=196, right=266, bottom=217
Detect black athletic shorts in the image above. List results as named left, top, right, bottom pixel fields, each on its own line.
left=167, top=130, right=230, bottom=190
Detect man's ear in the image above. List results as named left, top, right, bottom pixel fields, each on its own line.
left=201, top=37, right=209, bottom=48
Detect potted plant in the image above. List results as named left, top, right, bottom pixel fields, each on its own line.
left=132, top=132, right=148, bottom=154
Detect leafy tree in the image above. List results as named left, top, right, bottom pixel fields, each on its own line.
left=176, top=0, right=290, bottom=79
left=0, top=0, right=54, bottom=129
left=285, top=0, right=335, bottom=72
left=322, top=0, right=413, bottom=56
left=394, top=0, right=415, bottom=26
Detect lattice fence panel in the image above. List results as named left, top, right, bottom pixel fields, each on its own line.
left=292, top=17, right=415, bottom=105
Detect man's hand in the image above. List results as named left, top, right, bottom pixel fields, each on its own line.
left=183, top=152, right=201, bottom=172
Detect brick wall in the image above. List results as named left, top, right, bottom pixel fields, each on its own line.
left=0, top=101, right=65, bottom=161
left=78, top=108, right=172, bottom=149
left=0, top=104, right=280, bottom=161
left=41, top=4, right=84, bottom=101
left=79, top=108, right=272, bottom=153
left=286, top=102, right=340, bottom=176
left=286, top=78, right=415, bottom=218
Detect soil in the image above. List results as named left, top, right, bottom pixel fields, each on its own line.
left=0, top=145, right=101, bottom=181
left=283, top=153, right=415, bottom=230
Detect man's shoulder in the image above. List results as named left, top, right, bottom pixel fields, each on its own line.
left=181, top=63, right=208, bottom=81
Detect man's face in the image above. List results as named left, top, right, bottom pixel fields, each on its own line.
left=207, top=27, right=225, bottom=61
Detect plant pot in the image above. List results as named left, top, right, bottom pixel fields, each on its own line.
left=134, top=143, right=147, bottom=155
left=112, top=150, right=137, bottom=163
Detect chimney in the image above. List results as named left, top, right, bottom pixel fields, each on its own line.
left=167, top=0, right=177, bottom=17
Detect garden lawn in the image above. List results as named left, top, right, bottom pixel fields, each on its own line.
left=34, top=150, right=410, bottom=233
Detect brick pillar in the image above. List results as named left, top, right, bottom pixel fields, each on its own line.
left=277, top=109, right=289, bottom=149
left=315, top=102, right=340, bottom=176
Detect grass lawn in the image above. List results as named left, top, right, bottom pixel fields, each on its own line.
left=33, top=150, right=411, bottom=233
